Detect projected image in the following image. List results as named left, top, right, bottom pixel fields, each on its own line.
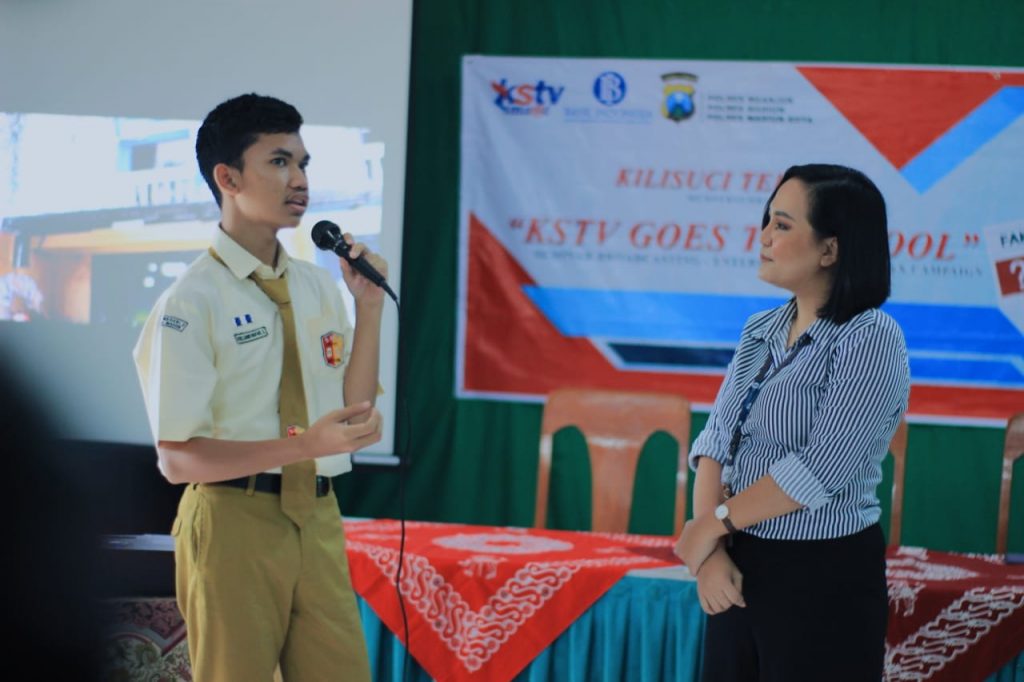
left=0, top=113, right=383, bottom=325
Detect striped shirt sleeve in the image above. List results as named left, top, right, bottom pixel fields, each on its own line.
left=689, top=309, right=777, bottom=472
left=689, top=356, right=737, bottom=471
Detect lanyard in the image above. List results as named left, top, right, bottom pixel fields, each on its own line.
left=722, top=333, right=811, bottom=498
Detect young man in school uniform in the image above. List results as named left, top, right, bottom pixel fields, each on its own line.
left=134, top=93, right=385, bottom=681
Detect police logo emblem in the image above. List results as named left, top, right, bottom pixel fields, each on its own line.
left=661, top=72, right=698, bottom=122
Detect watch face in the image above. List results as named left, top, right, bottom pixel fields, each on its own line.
left=715, top=504, right=728, bottom=520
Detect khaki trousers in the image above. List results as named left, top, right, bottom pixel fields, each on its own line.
left=172, top=483, right=371, bottom=682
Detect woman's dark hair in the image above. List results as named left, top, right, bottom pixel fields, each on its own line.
left=762, top=164, right=891, bottom=324
left=195, top=93, right=303, bottom=206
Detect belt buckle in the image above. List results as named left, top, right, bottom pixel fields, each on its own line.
left=315, top=476, right=330, bottom=497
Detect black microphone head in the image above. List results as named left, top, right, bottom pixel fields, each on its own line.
left=311, top=220, right=343, bottom=250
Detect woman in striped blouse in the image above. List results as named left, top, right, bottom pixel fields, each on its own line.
left=674, top=164, right=910, bottom=681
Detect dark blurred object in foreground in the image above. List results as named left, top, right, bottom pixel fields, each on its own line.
left=0, top=360, right=103, bottom=680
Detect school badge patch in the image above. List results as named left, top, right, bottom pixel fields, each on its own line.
left=161, top=315, right=188, bottom=332
left=321, top=331, right=345, bottom=368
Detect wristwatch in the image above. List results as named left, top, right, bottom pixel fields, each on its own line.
left=715, top=503, right=737, bottom=534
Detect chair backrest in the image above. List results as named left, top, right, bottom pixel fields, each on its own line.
left=997, top=412, right=1024, bottom=555
left=887, top=418, right=909, bottom=547
left=534, top=388, right=691, bottom=536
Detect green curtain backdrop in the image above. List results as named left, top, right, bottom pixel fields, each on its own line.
left=336, top=0, right=1024, bottom=554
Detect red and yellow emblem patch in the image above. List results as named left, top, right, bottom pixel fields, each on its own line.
left=321, top=331, right=345, bottom=368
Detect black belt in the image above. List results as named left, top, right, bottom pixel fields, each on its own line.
left=209, top=473, right=332, bottom=497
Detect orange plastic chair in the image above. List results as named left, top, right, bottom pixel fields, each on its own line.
left=533, top=388, right=691, bottom=536
left=887, top=418, right=909, bottom=547
left=997, top=413, right=1024, bottom=555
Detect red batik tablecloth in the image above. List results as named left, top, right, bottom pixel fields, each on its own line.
left=884, top=546, right=1024, bottom=681
left=97, top=527, right=1024, bottom=682
left=343, top=519, right=680, bottom=682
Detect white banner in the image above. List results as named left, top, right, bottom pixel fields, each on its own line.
left=457, top=56, right=1024, bottom=424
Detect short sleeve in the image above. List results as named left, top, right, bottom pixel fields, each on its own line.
left=133, top=289, right=216, bottom=442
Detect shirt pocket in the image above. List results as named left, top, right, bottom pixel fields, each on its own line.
left=305, top=315, right=348, bottom=411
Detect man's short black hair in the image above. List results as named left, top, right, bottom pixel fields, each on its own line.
left=195, top=93, right=303, bottom=206
left=762, top=164, right=891, bottom=324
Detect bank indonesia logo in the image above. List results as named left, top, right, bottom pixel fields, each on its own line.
left=661, top=72, right=698, bottom=122
left=593, top=71, right=627, bottom=106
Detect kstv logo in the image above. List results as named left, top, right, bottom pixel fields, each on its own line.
left=491, top=78, right=565, bottom=115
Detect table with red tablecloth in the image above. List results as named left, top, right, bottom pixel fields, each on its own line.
left=101, top=520, right=1024, bottom=682
left=345, top=519, right=683, bottom=681
left=347, top=520, right=1024, bottom=682
left=884, top=546, right=1024, bottom=681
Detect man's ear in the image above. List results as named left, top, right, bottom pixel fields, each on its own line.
left=213, top=163, right=241, bottom=198
left=821, top=236, right=838, bottom=268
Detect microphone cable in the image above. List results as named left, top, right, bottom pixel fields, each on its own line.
left=315, top=222, right=410, bottom=677
left=369, top=289, right=410, bottom=680
left=384, top=296, right=411, bottom=681
left=393, top=335, right=411, bottom=682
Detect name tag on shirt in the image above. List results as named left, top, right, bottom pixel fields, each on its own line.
left=234, top=326, right=269, bottom=344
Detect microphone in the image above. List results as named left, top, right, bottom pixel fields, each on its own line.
left=311, top=220, right=397, bottom=303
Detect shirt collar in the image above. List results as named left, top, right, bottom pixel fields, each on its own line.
left=751, top=299, right=796, bottom=343
left=212, top=226, right=290, bottom=280
left=751, top=298, right=842, bottom=348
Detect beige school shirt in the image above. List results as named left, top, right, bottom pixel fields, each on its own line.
left=133, top=228, right=356, bottom=476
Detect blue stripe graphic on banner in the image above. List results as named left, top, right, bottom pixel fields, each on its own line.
left=604, top=344, right=1023, bottom=384
left=901, top=86, right=1024, bottom=193
left=523, top=287, right=785, bottom=343
left=610, top=343, right=735, bottom=369
left=523, top=286, right=1024, bottom=385
left=907, top=356, right=1024, bottom=385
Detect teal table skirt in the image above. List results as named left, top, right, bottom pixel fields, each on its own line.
left=360, top=572, right=705, bottom=682
left=359, top=572, right=1024, bottom=682
left=992, top=656, right=1024, bottom=682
